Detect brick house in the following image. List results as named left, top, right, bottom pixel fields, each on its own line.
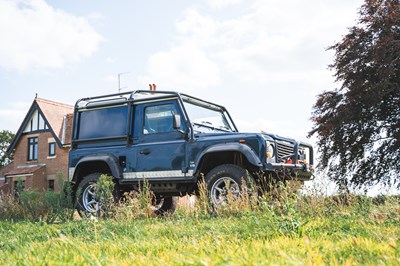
left=2, top=97, right=73, bottom=193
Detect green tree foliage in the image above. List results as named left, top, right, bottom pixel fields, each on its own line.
left=309, top=0, right=400, bottom=190
left=0, top=130, right=14, bottom=167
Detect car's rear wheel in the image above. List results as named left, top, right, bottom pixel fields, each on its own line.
left=76, top=173, right=119, bottom=217
left=151, top=196, right=178, bottom=216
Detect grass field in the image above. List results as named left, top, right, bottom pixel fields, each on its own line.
left=0, top=191, right=399, bottom=265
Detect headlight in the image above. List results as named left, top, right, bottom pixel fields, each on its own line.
left=266, top=141, right=275, bottom=158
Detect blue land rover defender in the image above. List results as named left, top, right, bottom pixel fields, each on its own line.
left=69, top=90, right=313, bottom=214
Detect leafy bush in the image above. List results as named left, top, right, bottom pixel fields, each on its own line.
left=43, top=175, right=75, bottom=223
left=0, top=173, right=74, bottom=222
left=0, top=192, right=25, bottom=220
left=94, top=174, right=116, bottom=218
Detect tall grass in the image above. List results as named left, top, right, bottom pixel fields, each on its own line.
left=113, top=179, right=156, bottom=220
left=0, top=194, right=398, bottom=265
left=0, top=173, right=74, bottom=223
left=0, top=176, right=399, bottom=264
left=1, top=173, right=399, bottom=225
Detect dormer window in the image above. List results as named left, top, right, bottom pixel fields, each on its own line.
left=28, top=137, right=38, bottom=161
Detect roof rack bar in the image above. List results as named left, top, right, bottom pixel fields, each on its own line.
left=80, top=91, right=132, bottom=102
left=180, top=93, right=227, bottom=111
left=75, top=91, right=133, bottom=108
left=129, top=90, right=181, bottom=99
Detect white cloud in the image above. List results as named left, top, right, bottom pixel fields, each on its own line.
left=138, top=0, right=363, bottom=151
left=206, top=0, right=243, bottom=9
left=141, top=0, right=362, bottom=91
left=0, top=0, right=103, bottom=71
left=141, top=0, right=362, bottom=89
left=139, top=44, right=221, bottom=91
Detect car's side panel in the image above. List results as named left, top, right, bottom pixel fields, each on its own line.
left=129, top=100, right=189, bottom=179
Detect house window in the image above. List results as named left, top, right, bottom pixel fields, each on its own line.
left=48, top=180, right=54, bottom=191
left=49, top=142, right=56, bottom=157
left=28, top=137, right=38, bottom=161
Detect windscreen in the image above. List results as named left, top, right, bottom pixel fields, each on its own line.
left=183, top=100, right=234, bottom=133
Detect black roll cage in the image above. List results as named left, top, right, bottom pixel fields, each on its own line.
left=72, top=90, right=239, bottom=146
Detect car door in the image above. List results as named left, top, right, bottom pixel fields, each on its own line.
left=129, top=100, right=189, bottom=180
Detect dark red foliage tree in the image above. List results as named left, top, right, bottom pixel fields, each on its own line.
left=309, top=0, right=400, bottom=190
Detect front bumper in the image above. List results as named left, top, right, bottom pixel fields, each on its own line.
left=264, top=140, right=314, bottom=181
left=267, top=162, right=313, bottom=180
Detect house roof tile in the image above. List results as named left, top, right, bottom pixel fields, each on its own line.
left=35, top=98, right=73, bottom=144
left=7, top=97, right=74, bottom=153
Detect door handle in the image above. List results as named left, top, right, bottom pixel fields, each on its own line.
left=140, top=149, right=150, bottom=155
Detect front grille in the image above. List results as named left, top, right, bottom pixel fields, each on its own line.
left=276, top=140, right=294, bottom=162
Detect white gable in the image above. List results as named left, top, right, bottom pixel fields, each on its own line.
left=23, top=109, right=48, bottom=133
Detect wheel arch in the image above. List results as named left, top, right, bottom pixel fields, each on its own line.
left=71, top=155, right=122, bottom=186
left=194, top=143, right=262, bottom=176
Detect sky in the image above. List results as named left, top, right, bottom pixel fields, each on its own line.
left=1, top=0, right=378, bottom=193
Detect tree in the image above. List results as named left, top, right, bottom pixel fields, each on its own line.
left=0, top=130, right=14, bottom=167
left=309, top=0, right=400, bottom=190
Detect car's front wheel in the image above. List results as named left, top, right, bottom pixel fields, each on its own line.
left=205, top=164, right=256, bottom=207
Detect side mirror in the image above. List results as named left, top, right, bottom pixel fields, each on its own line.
left=173, top=114, right=181, bottom=130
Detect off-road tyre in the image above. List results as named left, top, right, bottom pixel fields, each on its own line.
left=205, top=164, right=256, bottom=207
left=152, top=196, right=178, bottom=216
left=76, top=173, right=119, bottom=217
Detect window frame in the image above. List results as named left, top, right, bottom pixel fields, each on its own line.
left=143, top=103, right=178, bottom=135
left=28, top=137, right=38, bottom=161
left=48, top=180, right=55, bottom=191
left=76, top=104, right=129, bottom=140
left=48, top=142, right=56, bottom=157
